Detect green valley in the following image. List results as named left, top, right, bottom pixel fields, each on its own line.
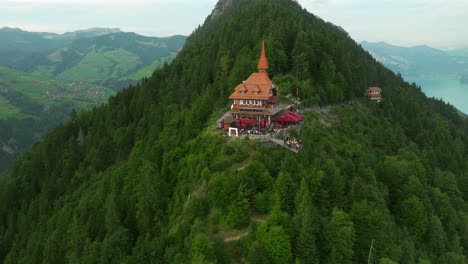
left=0, top=31, right=186, bottom=175
left=0, top=66, right=113, bottom=113
left=0, top=66, right=114, bottom=175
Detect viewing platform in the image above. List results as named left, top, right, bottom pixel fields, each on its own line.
left=268, top=137, right=300, bottom=153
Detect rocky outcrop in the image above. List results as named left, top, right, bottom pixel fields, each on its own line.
left=210, top=0, right=234, bottom=19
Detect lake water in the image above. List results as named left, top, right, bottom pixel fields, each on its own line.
left=405, top=77, right=468, bottom=114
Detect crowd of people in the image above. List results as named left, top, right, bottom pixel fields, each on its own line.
left=284, top=137, right=302, bottom=150
left=238, top=127, right=262, bottom=135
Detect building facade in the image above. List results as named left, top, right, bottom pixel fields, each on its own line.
left=227, top=41, right=282, bottom=125
left=366, top=87, right=382, bottom=102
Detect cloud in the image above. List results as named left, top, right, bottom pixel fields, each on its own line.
left=0, top=22, right=71, bottom=33
left=1, top=0, right=466, bottom=48
left=0, top=0, right=217, bottom=11
left=1, top=0, right=217, bottom=36
left=301, top=0, right=329, bottom=6
left=298, top=0, right=468, bottom=48
left=2, top=0, right=216, bottom=6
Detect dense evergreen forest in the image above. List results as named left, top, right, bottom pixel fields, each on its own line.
left=0, top=0, right=467, bottom=263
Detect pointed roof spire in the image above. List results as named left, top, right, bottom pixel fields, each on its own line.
left=257, top=40, right=268, bottom=72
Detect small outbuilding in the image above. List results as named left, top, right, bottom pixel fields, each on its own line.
left=366, top=87, right=382, bottom=102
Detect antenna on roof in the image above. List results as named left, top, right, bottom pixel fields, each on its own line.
left=296, top=64, right=299, bottom=80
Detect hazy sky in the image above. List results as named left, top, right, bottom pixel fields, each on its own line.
left=1, top=0, right=467, bottom=49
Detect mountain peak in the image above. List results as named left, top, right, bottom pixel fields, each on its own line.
left=360, top=41, right=393, bottom=48
left=0, top=27, right=23, bottom=32
left=69, top=27, right=122, bottom=34
left=57, top=27, right=122, bottom=40
left=209, top=0, right=233, bottom=18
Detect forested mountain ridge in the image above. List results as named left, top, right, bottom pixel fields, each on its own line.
left=0, top=0, right=467, bottom=263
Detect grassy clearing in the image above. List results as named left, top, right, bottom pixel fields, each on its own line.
left=0, top=66, right=115, bottom=112
left=32, top=65, right=55, bottom=78
left=1, top=67, right=57, bottom=105
left=58, top=49, right=141, bottom=82
left=0, top=96, right=22, bottom=120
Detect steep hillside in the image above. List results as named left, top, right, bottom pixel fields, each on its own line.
left=14, top=32, right=186, bottom=90
left=0, top=0, right=467, bottom=263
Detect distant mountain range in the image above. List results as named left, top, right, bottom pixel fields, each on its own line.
left=44, top=27, right=122, bottom=40
left=3, top=28, right=186, bottom=90
left=0, top=27, right=187, bottom=175
left=0, top=27, right=122, bottom=65
left=361, top=41, right=468, bottom=79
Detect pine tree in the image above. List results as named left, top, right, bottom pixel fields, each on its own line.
left=294, top=179, right=319, bottom=264
left=325, top=209, right=356, bottom=264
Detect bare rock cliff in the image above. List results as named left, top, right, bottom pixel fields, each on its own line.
left=210, top=0, right=234, bottom=19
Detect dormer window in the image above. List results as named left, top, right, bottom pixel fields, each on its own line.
left=252, top=85, right=261, bottom=95
left=239, top=85, right=247, bottom=95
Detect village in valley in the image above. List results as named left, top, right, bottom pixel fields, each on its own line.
left=42, top=81, right=109, bottom=102
left=217, top=41, right=383, bottom=152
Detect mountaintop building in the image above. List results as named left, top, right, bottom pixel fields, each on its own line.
left=226, top=41, right=282, bottom=126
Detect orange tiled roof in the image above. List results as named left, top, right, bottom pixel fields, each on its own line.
left=367, top=87, right=382, bottom=92
left=257, top=40, right=268, bottom=70
left=229, top=72, right=273, bottom=100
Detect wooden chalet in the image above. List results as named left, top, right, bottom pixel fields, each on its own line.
left=226, top=41, right=282, bottom=127
left=366, top=87, right=382, bottom=102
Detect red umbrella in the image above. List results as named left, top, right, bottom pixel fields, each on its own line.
left=288, top=111, right=303, bottom=119
left=274, top=112, right=301, bottom=123
left=281, top=111, right=303, bottom=119
left=284, top=112, right=303, bottom=121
